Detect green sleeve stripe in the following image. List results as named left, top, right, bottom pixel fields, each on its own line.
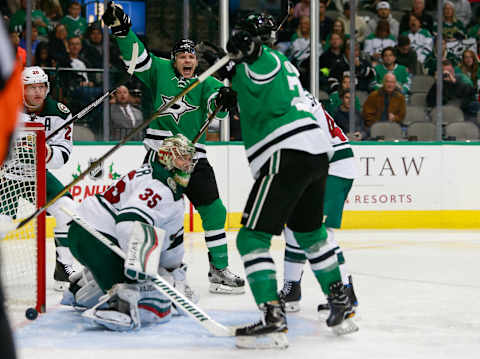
left=116, top=212, right=150, bottom=225
left=330, top=147, right=354, bottom=163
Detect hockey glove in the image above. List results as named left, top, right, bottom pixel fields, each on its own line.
left=215, top=87, right=237, bottom=111
left=102, top=1, right=131, bottom=37
left=227, top=30, right=262, bottom=64
left=196, top=41, right=237, bottom=80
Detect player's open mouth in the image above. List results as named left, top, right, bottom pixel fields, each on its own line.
left=183, top=66, right=193, bottom=76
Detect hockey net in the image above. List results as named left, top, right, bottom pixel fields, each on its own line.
left=0, top=123, right=46, bottom=312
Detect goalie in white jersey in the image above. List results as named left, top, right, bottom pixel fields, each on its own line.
left=280, top=92, right=360, bottom=313
left=64, top=134, right=198, bottom=331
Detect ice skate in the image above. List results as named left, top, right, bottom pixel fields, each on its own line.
left=278, top=279, right=301, bottom=312
left=208, top=263, right=245, bottom=294
left=318, top=275, right=358, bottom=313
left=326, top=281, right=358, bottom=336
left=235, top=301, right=288, bottom=349
left=54, top=259, right=75, bottom=292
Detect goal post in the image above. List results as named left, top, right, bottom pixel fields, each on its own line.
left=0, top=122, right=46, bottom=313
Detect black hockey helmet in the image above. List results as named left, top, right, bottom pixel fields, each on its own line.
left=234, top=13, right=277, bottom=45
left=170, top=39, right=197, bottom=61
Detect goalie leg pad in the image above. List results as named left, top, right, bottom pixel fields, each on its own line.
left=137, top=282, right=172, bottom=325
left=124, top=221, right=165, bottom=280
left=82, top=283, right=141, bottom=331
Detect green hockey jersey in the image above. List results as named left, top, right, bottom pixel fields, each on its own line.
left=231, top=46, right=332, bottom=178
left=115, top=31, right=228, bottom=159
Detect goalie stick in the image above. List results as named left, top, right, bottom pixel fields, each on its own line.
left=60, top=206, right=235, bottom=337
left=15, top=54, right=232, bottom=230
left=46, top=43, right=139, bottom=141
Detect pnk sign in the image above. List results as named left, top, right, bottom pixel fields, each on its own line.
left=50, top=145, right=147, bottom=203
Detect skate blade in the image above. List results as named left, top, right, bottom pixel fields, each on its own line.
left=209, top=283, right=245, bottom=295
left=331, top=318, right=359, bottom=336
left=236, top=332, right=289, bottom=349
left=285, top=301, right=300, bottom=313
left=54, top=280, right=69, bottom=292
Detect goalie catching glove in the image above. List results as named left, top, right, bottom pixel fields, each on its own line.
left=122, top=221, right=166, bottom=281
left=102, top=1, right=131, bottom=37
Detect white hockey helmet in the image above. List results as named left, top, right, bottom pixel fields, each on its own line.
left=158, top=134, right=196, bottom=173
left=22, top=66, right=50, bottom=95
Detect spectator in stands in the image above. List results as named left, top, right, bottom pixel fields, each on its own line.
left=363, top=20, right=397, bottom=63
left=401, top=13, right=433, bottom=63
left=34, top=41, right=53, bottom=67
left=287, top=16, right=321, bottom=68
left=442, top=1, right=467, bottom=41
left=48, top=23, right=70, bottom=67
left=9, top=0, right=50, bottom=40
left=110, top=85, right=143, bottom=141
left=455, top=49, right=480, bottom=93
left=426, top=59, right=479, bottom=119
left=329, top=39, right=376, bottom=93
left=424, top=38, right=459, bottom=76
left=293, top=0, right=310, bottom=18
left=319, top=0, right=334, bottom=45
left=363, top=72, right=406, bottom=129
left=68, top=36, right=93, bottom=87
left=332, top=88, right=367, bottom=141
left=394, top=35, right=419, bottom=74
left=337, top=0, right=369, bottom=43
left=332, top=92, right=364, bottom=138
left=19, top=23, right=40, bottom=55
left=319, top=32, right=344, bottom=74
left=274, top=2, right=297, bottom=53
left=40, top=0, right=63, bottom=28
left=399, top=0, right=434, bottom=35
left=323, top=19, right=349, bottom=51
left=326, top=73, right=362, bottom=115
left=8, top=29, right=26, bottom=66
left=373, top=47, right=411, bottom=95
left=60, top=1, right=87, bottom=39
left=450, top=0, right=472, bottom=27
left=367, top=1, right=400, bottom=38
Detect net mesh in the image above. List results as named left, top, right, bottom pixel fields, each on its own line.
left=0, top=129, right=39, bottom=308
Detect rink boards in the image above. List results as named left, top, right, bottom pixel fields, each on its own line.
left=48, top=141, right=480, bottom=230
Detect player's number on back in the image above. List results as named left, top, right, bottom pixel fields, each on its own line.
left=284, top=60, right=308, bottom=112
left=139, top=188, right=162, bottom=208
left=325, top=111, right=347, bottom=142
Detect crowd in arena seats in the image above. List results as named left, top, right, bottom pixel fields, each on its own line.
left=4, top=0, right=480, bottom=142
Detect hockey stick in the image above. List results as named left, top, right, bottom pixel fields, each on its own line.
left=192, top=105, right=224, bottom=144
left=46, top=43, right=139, bottom=141
left=60, top=206, right=235, bottom=337
left=16, top=54, right=231, bottom=230
left=276, top=0, right=293, bottom=32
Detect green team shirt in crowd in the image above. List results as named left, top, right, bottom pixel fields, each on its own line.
left=373, top=63, right=411, bottom=94
left=115, top=30, right=228, bottom=157
left=60, top=15, right=88, bottom=38
left=9, top=9, right=50, bottom=36
left=231, top=45, right=332, bottom=177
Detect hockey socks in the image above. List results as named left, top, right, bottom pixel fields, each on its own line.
left=237, top=227, right=278, bottom=304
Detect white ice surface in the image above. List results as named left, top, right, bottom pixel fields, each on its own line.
left=8, top=230, right=480, bottom=359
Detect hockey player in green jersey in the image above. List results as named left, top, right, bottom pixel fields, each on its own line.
left=102, top=2, right=244, bottom=294
left=65, top=134, right=198, bottom=331
left=10, top=66, right=78, bottom=291
left=201, top=13, right=358, bottom=348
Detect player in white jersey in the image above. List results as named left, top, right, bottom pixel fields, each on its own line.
left=280, top=91, right=359, bottom=313
left=19, top=66, right=77, bottom=291
left=64, top=134, right=197, bottom=331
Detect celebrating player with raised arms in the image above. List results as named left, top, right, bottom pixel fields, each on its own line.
left=200, top=12, right=358, bottom=348
left=65, top=134, right=198, bottom=331
left=14, top=66, right=78, bottom=291
left=102, top=1, right=244, bottom=294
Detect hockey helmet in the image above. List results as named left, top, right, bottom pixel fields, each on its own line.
left=22, top=66, right=50, bottom=95
left=234, top=13, right=277, bottom=46
left=170, top=39, right=197, bottom=61
left=158, top=133, right=196, bottom=174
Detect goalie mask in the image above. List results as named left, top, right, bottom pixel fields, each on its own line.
left=157, top=134, right=196, bottom=187
left=234, top=13, right=277, bottom=46
left=22, top=66, right=50, bottom=110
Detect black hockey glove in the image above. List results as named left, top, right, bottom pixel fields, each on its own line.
left=215, top=87, right=237, bottom=111
left=102, top=1, right=131, bottom=37
left=196, top=41, right=237, bottom=80
left=226, top=31, right=262, bottom=64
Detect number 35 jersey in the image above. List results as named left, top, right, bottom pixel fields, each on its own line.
left=304, top=92, right=359, bottom=180
left=77, top=162, right=185, bottom=251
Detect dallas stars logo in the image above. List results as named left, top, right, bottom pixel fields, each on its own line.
left=160, top=94, right=198, bottom=124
